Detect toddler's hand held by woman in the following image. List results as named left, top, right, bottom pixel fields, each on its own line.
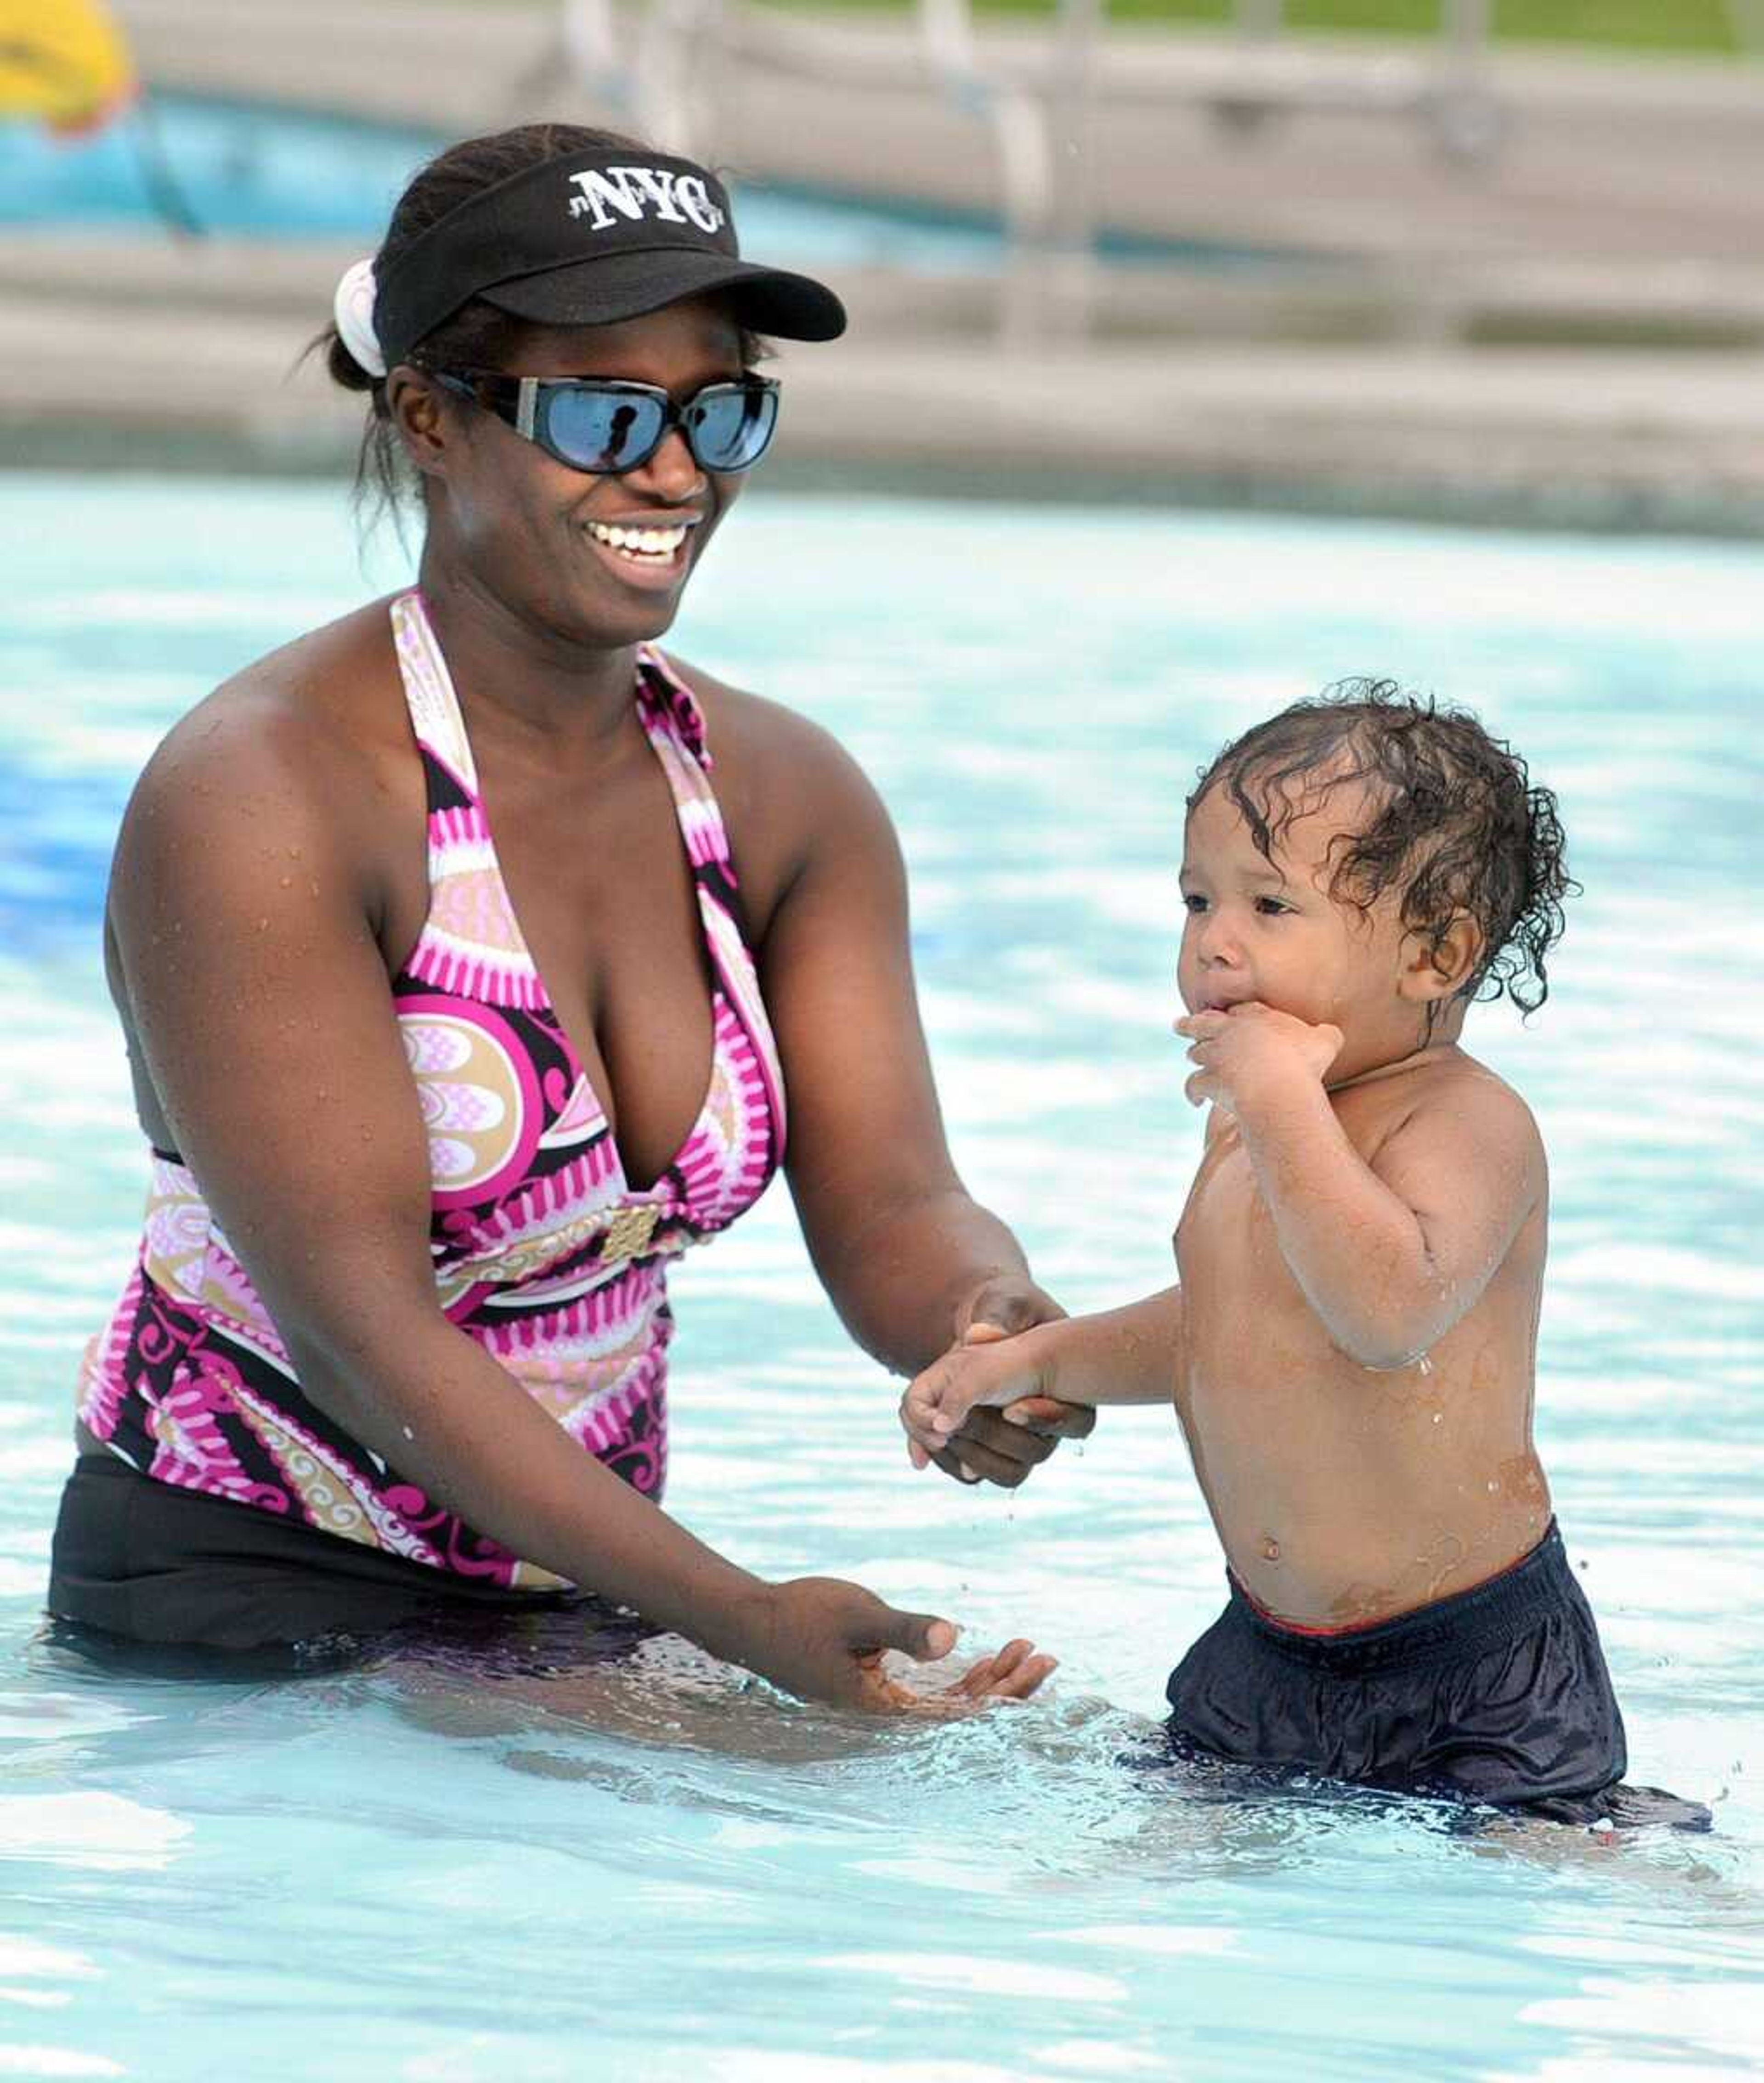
left=923, top=1286, right=1094, bottom=1488
left=901, top=1339, right=1053, bottom=1465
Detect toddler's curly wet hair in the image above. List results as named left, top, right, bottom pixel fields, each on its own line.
left=1189, top=682, right=1574, bottom=1015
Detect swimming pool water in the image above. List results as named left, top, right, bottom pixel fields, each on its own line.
left=0, top=475, right=1760, bottom=2080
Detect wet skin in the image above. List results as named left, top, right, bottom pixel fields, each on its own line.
left=96, top=296, right=1082, bottom=1709
left=1172, top=781, right=1554, bottom=1623
left=904, top=775, right=1554, bottom=1629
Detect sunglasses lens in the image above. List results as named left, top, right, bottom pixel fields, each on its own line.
left=687, top=385, right=778, bottom=472
left=545, top=388, right=668, bottom=472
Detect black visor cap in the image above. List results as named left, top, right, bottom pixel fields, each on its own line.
left=478, top=245, right=846, bottom=343
left=373, top=148, right=847, bottom=367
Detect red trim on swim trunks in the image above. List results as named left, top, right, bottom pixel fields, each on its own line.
left=1234, top=1579, right=1361, bottom=1637
left=1235, top=1530, right=1550, bottom=1639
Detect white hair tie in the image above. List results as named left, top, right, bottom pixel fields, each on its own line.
left=333, top=257, right=387, bottom=379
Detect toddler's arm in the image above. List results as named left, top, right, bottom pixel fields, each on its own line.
left=1180, top=1005, right=1544, bottom=1370
left=901, top=1287, right=1182, bottom=1461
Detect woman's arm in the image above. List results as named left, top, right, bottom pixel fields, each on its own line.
left=758, top=738, right=1045, bottom=1370
left=105, top=686, right=1035, bottom=1709
left=742, top=711, right=1092, bottom=1483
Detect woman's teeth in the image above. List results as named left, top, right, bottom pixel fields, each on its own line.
left=587, top=520, right=688, bottom=562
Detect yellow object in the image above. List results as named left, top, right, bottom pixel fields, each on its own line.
left=600, top=1204, right=661, bottom=1267
left=0, top=0, right=136, bottom=133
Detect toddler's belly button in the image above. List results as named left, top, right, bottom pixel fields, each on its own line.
left=1261, top=1535, right=1281, bottom=1562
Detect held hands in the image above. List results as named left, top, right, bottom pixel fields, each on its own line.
left=900, top=1332, right=1056, bottom=1470
left=738, top=1576, right=1055, bottom=1713
left=1174, top=1001, right=1343, bottom=1118
left=930, top=1276, right=1094, bottom=1489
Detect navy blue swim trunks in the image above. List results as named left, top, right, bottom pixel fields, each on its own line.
left=1165, top=1522, right=1711, bottom=1829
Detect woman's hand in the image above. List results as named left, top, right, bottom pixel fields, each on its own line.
left=935, top=1279, right=1095, bottom=1488
left=732, top=1578, right=1055, bottom=1712
left=901, top=1330, right=1057, bottom=1463
left=955, top=1272, right=1064, bottom=1347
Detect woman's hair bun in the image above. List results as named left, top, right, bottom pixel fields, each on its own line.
left=324, top=323, right=380, bottom=395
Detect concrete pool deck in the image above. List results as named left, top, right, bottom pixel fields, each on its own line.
left=6, top=0, right=1764, bottom=531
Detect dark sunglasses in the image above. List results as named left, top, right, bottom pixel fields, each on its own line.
left=430, top=369, right=780, bottom=476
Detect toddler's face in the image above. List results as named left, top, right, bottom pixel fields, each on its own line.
left=1177, top=779, right=1424, bottom=1072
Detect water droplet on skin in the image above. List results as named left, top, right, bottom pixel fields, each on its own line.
left=1431, top=1411, right=1443, bottom=1424
left=1487, top=1479, right=1499, bottom=1493
left=1416, top=1355, right=1434, bottom=1377
left=401, top=1425, right=414, bottom=1441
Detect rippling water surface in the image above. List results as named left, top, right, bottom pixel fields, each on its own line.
left=1, top=475, right=1759, bottom=2080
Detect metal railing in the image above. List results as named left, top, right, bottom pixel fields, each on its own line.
left=1222, top=0, right=1502, bottom=159
left=548, top=0, right=1505, bottom=340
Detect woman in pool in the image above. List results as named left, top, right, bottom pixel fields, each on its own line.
left=47, top=123, right=1087, bottom=1706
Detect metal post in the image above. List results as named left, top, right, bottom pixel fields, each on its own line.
left=918, top=0, right=979, bottom=79
left=630, top=0, right=727, bottom=158
left=1436, top=0, right=1504, bottom=162
left=560, top=0, right=621, bottom=84
left=1041, top=0, right=1102, bottom=344
left=1445, top=0, right=1491, bottom=61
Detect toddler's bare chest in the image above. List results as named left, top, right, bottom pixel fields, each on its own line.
left=1174, top=1122, right=1267, bottom=1278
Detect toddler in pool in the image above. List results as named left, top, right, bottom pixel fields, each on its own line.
left=903, top=686, right=1708, bottom=1828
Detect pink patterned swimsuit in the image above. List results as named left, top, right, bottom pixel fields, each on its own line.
left=75, top=590, right=786, bottom=1592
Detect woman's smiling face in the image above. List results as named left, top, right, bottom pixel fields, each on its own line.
left=410, top=294, right=753, bottom=651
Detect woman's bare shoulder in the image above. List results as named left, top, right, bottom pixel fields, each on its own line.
left=135, top=597, right=412, bottom=820
left=656, top=651, right=896, bottom=915
left=113, top=596, right=424, bottom=957
left=657, top=652, right=857, bottom=776
left=658, top=654, right=833, bottom=754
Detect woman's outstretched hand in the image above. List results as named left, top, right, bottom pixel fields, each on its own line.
left=935, top=1278, right=1095, bottom=1489
left=732, top=1577, right=1055, bottom=1712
